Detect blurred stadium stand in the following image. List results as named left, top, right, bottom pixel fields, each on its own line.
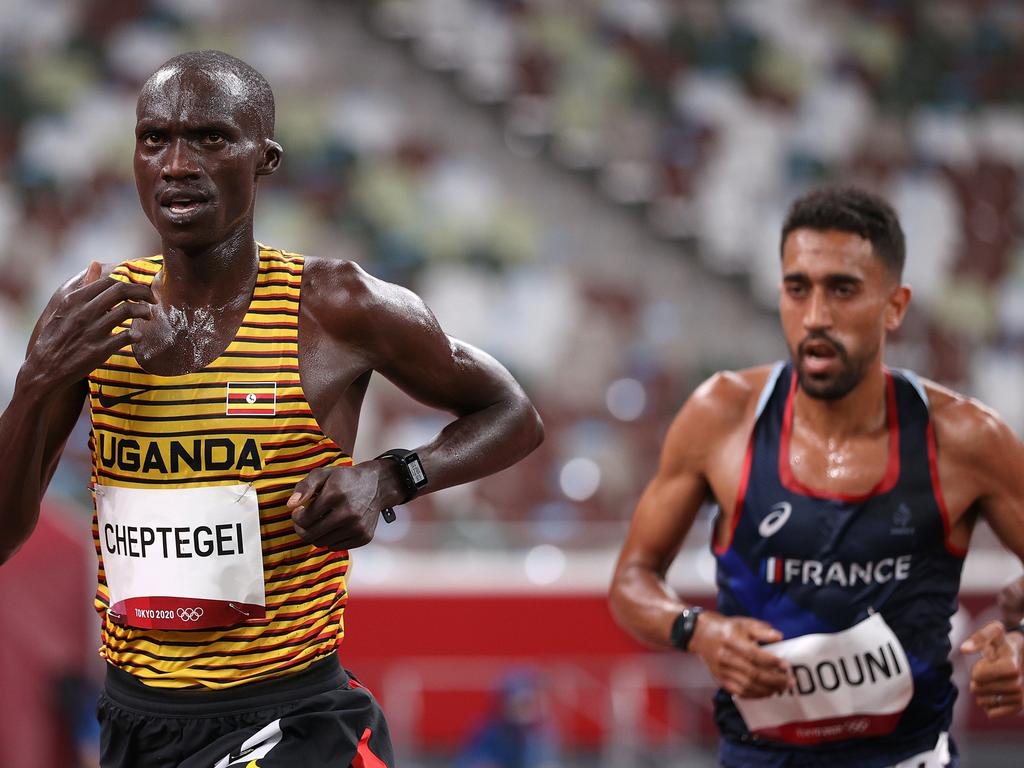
left=1, top=0, right=1024, bottom=765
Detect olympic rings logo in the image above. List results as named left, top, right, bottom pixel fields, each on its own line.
left=844, top=719, right=870, bottom=735
left=176, top=607, right=205, bottom=622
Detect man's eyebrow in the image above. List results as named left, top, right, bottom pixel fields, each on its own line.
left=782, top=272, right=863, bottom=283
left=190, top=120, right=242, bottom=134
left=134, top=118, right=241, bottom=134
left=823, top=273, right=863, bottom=284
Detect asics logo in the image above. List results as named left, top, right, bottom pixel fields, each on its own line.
left=176, top=606, right=205, bottom=622
left=758, top=502, right=792, bottom=538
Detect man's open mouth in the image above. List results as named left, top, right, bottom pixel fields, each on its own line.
left=159, top=189, right=211, bottom=216
left=802, top=341, right=837, bottom=361
left=167, top=200, right=203, bottom=214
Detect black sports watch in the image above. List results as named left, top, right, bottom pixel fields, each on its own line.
left=375, top=449, right=427, bottom=523
left=669, top=606, right=704, bottom=652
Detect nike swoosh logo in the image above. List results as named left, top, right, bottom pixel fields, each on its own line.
left=97, top=386, right=155, bottom=408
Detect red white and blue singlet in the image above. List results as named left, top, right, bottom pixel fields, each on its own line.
left=714, top=363, right=965, bottom=767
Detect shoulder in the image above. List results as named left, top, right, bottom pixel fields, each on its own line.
left=300, top=256, right=439, bottom=348
left=683, top=364, right=780, bottom=426
left=918, top=376, right=1020, bottom=466
left=302, top=254, right=424, bottom=313
left=300, top=256, right=376, bottom=313
left=662, top=364, right=780, bottom=460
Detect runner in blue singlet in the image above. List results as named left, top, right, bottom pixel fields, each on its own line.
left=609, top=185, right=1024, bottom=767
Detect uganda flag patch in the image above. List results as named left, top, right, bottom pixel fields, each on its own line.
left=226, top=382, right=277, bottom=415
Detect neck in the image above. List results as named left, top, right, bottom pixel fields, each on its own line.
left=158, top=226, right=259, bottom=311
left=792, top=364, right=888, bottom=439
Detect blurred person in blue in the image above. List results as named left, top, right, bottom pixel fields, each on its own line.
left=609, top=186, right=1024, bottom=768
left=0, top=50, right=543, bottom=767
left=456, top=670, right=561, bottom=768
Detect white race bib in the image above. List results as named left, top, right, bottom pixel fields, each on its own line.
left=733, top=613, right=913, bottom=745
left=96, top=483, right=265, bottom=630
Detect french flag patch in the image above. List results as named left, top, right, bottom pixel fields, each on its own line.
left=763, top=557, right=783, bottom=583
left=226, top=382, right=277, bottom=415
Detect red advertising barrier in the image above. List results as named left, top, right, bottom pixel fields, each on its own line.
left=339, top=591, right=1023, bottom=751
left=0, top=503, right=95, bottom=768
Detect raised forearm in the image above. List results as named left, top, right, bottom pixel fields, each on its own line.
left=289, top=390, right=541, bottom=550
left=413, top=391, right=543, bottom=494
left=0, top=268, right=154, bottom=564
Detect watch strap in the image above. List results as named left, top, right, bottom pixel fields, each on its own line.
left=375, top=449, right=427, bottom=524
left=669, top=606, right=704, bottom=652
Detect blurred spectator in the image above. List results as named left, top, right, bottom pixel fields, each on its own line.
left=55, top=674, right=101, bottom=768
left=456, top=669, right=562, bottom=768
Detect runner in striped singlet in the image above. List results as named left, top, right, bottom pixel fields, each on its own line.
left=609, top=187, right=1024, bottom=767
left=90, top=247, right=354, bottom=687
left=0, top=51, right=543, bottom=767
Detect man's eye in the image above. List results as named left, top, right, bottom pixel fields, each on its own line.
left=141, top=133, right=164, bottom=146
left=204, top=132, right=226, bottom=144
left=785, top=284, right=807, bottom=297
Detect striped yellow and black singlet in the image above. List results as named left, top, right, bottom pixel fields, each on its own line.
left=88, top=245, right=351, bottom=690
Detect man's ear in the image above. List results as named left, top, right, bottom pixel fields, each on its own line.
left=256, top=140, right=283, bottom=176
left=885, top=283, right=912, bottom=332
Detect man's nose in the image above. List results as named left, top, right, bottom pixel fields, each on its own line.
left=162, top=138, right=200, bottom=180
left=803, top=289, right=832, bottom=330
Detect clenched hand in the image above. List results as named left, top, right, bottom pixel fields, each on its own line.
left=691, top=612, right=792, bottom=699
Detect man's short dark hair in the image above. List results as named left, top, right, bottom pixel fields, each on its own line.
left=780, top=186, right=906, bottom=278
left=142, top=50, right=275, bottom=138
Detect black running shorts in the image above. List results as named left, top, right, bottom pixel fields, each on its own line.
left=97, top=654, right=393, bottom=767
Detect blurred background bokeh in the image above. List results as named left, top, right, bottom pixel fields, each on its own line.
left=2, top=0, right=1024, bottom=765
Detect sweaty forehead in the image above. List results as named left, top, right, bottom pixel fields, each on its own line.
left=137, top=64, right=260, bottom=133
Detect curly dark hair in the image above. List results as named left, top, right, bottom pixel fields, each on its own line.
left=780, top=186, right=905, bottom=278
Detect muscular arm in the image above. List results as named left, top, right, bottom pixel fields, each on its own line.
left=357, top=280, right=543, bottom=496
left=607, top=380, right=719, bottom=647
left=0, top=264, right=154, bottom=564
left=289, top=260, right=543, bottom=548
left=969, top=419, right=1024, bottom=565
left=930, top=390, right=1024, bottom=561
left=934, top=390, right=1024, bottom=716
left=609, top=371, right=790, bottom=698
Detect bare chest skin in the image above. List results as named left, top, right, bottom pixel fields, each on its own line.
left=132, top=303, right=246, bottom=375
left=126, top=268, right=370, bottom=456
left=705, top=401, right=977, bottom=551
left=787, top=422, right=890, bottom=495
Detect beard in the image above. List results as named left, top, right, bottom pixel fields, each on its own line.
left=793, top=332, right=872, bottom=400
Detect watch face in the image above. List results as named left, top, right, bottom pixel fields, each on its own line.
left=408, top=459, right=426, bottom=485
